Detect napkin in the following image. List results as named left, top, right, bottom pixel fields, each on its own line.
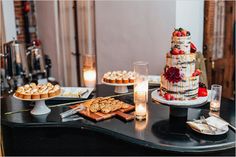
left=187, top=116, right=228, bottom=134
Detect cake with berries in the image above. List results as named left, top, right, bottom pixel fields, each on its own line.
left=160, top=28, right=202, bottom=100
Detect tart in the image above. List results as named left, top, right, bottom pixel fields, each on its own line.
left=32, top=92, right=40, bottom=99
left=24, top=84, right=30, bottom=90
left=14, top=83, right=61, bottom=100
left=102, top=70, right=135, bottom=84
left=30, top=82, right=37, bottom=88
left=129, top=77, right=135, bottom=83
left=48, top=90, right=56, bottom=97
left=116, top=77, right=122, bottom=84
left=54, top=85, right=61, bottom=95
left=109, top=77, right=116, bottom=83
left=23, top=92, right=31, bottom=99
left=40, top=90, right=48, bottom=99
left=15, top=87, right=24, bottom=97
left=123, top=77, right=129, bottom=84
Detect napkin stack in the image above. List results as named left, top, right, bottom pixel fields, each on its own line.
left=187, top=116, right=228, bottom=134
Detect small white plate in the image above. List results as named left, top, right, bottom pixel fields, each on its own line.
left=187, top=116, right=229, bottom=135
left=191, top=125, right=228, bottom=135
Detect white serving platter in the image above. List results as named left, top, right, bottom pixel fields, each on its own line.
left=148, top=75, right=160, bottom=85
left=55, top=87, right=94, bottom=99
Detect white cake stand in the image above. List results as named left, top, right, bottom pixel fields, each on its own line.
left=13, top=94, right=60, bottom=115
left=102, top=80, right=134, bottom=93
left=151, top=89, right=209, bottom=117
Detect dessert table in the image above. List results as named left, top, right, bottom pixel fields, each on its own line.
left=1, top=85, right=235, bottom=156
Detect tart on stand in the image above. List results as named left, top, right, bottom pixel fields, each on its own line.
left=13, top=83, right=61, bottom=115
left=102, top=70, right=135, bottom=93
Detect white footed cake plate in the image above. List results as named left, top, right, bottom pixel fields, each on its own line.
left=13, top=93, right=60, bottom=115
left=151, top=89, right=210, bottom=117
left=151, top=89, right=210, bottom=108
left=102, top=80, right=134, bottom=93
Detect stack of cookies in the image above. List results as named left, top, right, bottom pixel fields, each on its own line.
left=15, top=83, right=61, bottom=100
left=82, top=97, right=130, bottom=113
left=103, top=70, right=135, bottom=84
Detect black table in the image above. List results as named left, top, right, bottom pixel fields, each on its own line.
left=1, top=85, right=235, bottom=156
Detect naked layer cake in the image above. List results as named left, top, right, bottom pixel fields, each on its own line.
left=160, top=28, right=202, bottom=100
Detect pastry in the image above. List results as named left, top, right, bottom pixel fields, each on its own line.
left=30, top=82, right=37, bottom=88
left=15, top=87, right=24, bottom=97
left=40, top=90, right=48, bottom=99
left=109, top=77, right=116, bottom=83
left=85, top=97, right=131, bottom=114
left=102, top=70, right=135, bottom=84
left=129, top=77, right=134, bottom=83
left=116, top=77, right=122, bottom=84
left=48, top=90, right=56, bottom=97
left=23, top=92, right=31, bottom=99
left=123, top=77, right=129, bottom=84
left=24, top=84, right=30, bottom=90
left=32, top=92, right=40, bottom=99
left=15, top=83, right=61, bottom=100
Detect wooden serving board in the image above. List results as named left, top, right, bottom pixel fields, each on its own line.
left=70, top=103, right=135, bottom=121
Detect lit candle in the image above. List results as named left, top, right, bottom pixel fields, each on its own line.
left=83, top=69, right=96, bottom=88
left=210, top=101, right=220, bottom=111
left=134, top=81, right=148, bottom=103
left=133, top=61, right=148, bottom=120
left=136, top=103, right=146, bottom=116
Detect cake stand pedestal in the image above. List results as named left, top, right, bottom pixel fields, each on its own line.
left=30, top=100, right=51, bottom=115
left=151, top=89, right=209, bottom=117
left=169, top=107, right=188, bottom=117
left=102, top=80, right=134, bottom=94
left=13, top=94, right=59, bottom=115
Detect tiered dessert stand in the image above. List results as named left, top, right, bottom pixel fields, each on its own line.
left=13, top=94, right=60, bottom=115
left=151, top=89, right=209, bottom=117
left=102, top=80, right=134, bottom=93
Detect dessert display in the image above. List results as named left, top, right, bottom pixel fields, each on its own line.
left=82, top=97, right=130, bottom=114
left=103, top=71, right=135, bottom=84
left=160, top=28, right=205, bottom=100
left=14, top=82, right=61, bottom=100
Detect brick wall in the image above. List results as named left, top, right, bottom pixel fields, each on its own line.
left=14, top=0, right=37, bottom=44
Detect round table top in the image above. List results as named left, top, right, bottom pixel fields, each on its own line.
left=1, top=85, right=235, bottom=154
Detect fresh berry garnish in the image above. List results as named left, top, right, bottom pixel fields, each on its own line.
left=164, top=93, right=172, bottom=100
left=176, top=31, right=182, bottom=37
left=199, top=82, right=206, bottom=88
left=186, top=31, right=191, bottom=36
left=192, top=69, right=201, bottom=76
left=198, top=88, right=208, bottom=97
left=164, top=67, right=182, bottom=83
left=172, top=31, right=178, bottom=36
left=170, top=95, right=175, bottom=100
left=181, top=30, right=187, bottom=36
left=171, top=48, right=179, bottom=55
left=179, top=50, right=184, bottom=54
left=179, top=27, right=184, bottom=32
left=190, top=42, right=197, bottom=53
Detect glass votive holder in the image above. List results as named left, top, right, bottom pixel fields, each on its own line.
left=133, top=61, right=149, bottom=120
left=82, top=54, right=96, bottom=88
left=210, top=84, right=222, bottom=112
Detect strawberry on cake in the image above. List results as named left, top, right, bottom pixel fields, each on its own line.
left=160, top=28, right=205, bottom=100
